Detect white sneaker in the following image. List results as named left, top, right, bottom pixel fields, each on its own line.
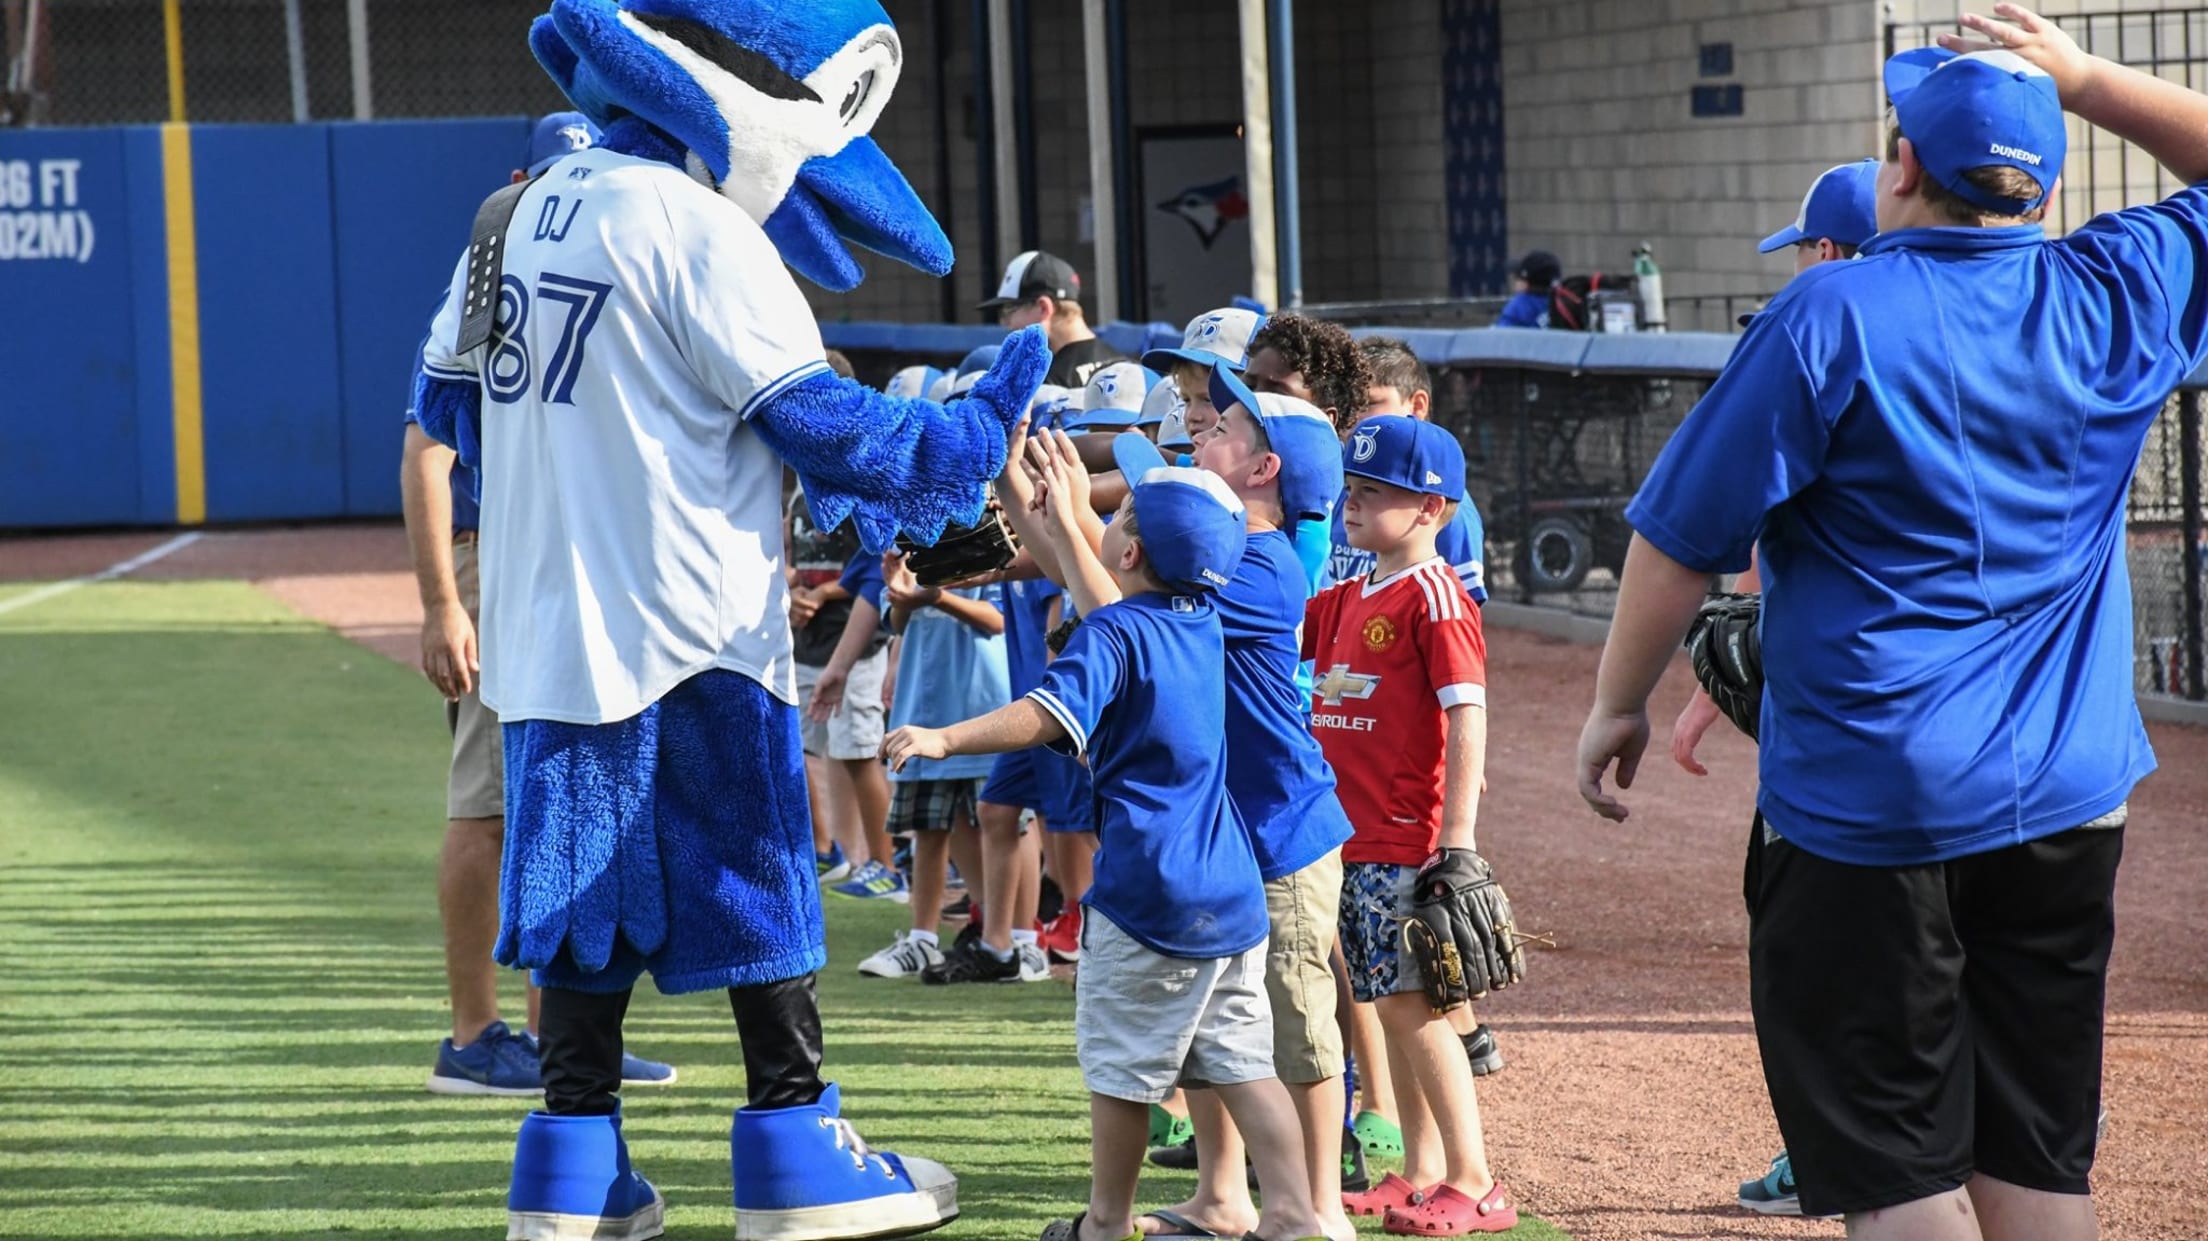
left=857, top=932, right=944, bottom=979
left=1014, top=942, right=1051, bottom=982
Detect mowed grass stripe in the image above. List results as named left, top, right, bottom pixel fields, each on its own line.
left=0, top=581, right=1569, bottom=1240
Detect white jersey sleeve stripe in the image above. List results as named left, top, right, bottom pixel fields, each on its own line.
left=422, top=360, right=475, bottom=382
left=1425, top=562, right=1466, bottom=619
left=737, top=360, right=832, bottom=421
left=1413, top=564, right=1442, bottom=621
left=1437, top=683, right=1486, bottom=709
left=1025, top=688, right=1088, bottom=755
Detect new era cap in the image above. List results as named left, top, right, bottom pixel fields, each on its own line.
left=956, top=344, right=1002, bottom=375
left=1210, top=366, right=1346, bottom=522
left=1065, top=361, right=1162, bottom=431
left=1111, top=434, right=1249, bottom=593
left=1759, top=159, right=1880, bottom=252
left=1027, top=384, right=1076, bottom=430
left=527, top=112, right=600, bottom=176
left=925, top=371, right=957, bottom=402
left=1155, top=400, right=1195, bottom=451
left=883, top=365, right=948, bottom=399
left=1886, top=46, right=2064, bottom=214
left=978, top=250, right=1082, bottom=310
left=1136, top=378, right=1183, bottom=428
left=1142, top=307, right=1268, bottom=372
left=1343, top=415, right=1465, bottom=502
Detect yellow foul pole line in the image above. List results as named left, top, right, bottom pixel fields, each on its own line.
left=163, top=0, right=186, bottom=123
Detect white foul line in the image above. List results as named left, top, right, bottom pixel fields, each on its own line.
left=0, top=532, right=205, bottom=618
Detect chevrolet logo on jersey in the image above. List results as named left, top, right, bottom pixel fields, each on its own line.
left=1314, top=663, right=1380, bottom=706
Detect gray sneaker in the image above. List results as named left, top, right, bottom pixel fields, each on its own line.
left=857, top=931, right=944, bottom=979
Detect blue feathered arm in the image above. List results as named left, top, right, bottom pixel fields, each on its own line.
left=410, top=370, right=486, bottom=502
left=755, top=325, right=1051, bottom=553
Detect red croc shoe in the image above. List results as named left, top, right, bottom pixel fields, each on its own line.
left=1382, top=1181, right=1518, bottom=1235
left=1343, top=1172, right=1426, bottom=1217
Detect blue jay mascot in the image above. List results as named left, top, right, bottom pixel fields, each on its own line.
left=407, top=2, right=1049, bottom=1238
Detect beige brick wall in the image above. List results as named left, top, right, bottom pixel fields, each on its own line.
left=1500, top=0, right=1885, bottom=320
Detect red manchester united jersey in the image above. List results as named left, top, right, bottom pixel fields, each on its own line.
left=1301, top=557, right=1488, bottom=865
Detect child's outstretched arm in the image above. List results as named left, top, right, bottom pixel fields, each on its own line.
left=1027, top=430, right=1121, bottom=616
left=884, top=700, right=1064, bottom=771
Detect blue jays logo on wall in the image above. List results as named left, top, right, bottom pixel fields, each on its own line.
left=1351, top=427, right=1379, bottom=463
left=1156, top=176, right=1249, bottom=249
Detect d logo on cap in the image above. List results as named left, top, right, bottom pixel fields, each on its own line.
left=1351, top=427, right=1380, bottom=463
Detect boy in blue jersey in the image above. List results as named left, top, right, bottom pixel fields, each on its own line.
left=885, top=450, right=1329, bottom=1241
left=1577, top=8, right=2208, bottom=1235
left=854, top=556, right=1009, bottom=979
left=1124, top=367, right=1359, bottom=1241
left=1494, top=252, right=1557, bottom=328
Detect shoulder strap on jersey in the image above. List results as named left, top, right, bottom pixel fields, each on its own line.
left=454, top=177, right=538, bottom=355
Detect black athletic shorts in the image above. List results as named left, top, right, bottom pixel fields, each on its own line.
left=1744, top=811, right=2123, bottom=1218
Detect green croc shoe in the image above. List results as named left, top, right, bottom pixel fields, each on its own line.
left=1148, top=1103, right=1195, bottom=1150
left=1353, top=1110, right=1403, bottom=1160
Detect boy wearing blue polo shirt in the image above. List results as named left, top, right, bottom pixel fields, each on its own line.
left=885, top=453, right=1328, bottom=1241
left=1578, top=9, right=2208, bottom=1234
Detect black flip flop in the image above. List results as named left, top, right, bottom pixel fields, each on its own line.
left=1139, top=1209, right=1228, bottom=1240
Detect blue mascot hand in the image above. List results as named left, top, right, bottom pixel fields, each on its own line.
left=753, top=325, right=1056, bottom=555
left=960, top=325, right=1052, bottom=438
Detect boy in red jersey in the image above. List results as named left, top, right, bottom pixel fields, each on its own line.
left=1303, top=415, right=1515, bottom=1236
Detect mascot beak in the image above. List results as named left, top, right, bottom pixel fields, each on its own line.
left=765, top=136, right=954, bottom=293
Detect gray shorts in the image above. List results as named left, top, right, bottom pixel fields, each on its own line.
left=1074, top=909, right=1276, bottom=1103
left=445, top=540, right=503, bottom=821
left=794, top=648, right=888, bottom=760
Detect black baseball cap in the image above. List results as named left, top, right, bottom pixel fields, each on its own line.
left=978, top=250, right=1082, bottom=310
left=1514, top=250, right=1561, bottom=285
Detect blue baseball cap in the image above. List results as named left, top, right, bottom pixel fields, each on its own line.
left=1065, top=361, right=1162, bottom=431
left=1027, top=384, right=1076, bottom=429
left=1111, top=434, right=1249, bottom=593
left=1210, top=365, right=1345, bottom=522
left=1759, top=159, right=1880, bottom=252
left=527, top=112, right=600, bottom=176
left=1885, top=47, right=2064, bottom=215
left=1342, top=415, right=1465, bottom=502
left=957, top=344, right=1002, bottom=375
left=883, top=365, right=947, bottom=399
left=1143, top=307, right=1268, bottom=372
left=1136, top=378, right=1182, bottom=428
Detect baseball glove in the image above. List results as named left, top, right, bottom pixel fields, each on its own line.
left=897, top=504, right=1020, bottom=588
left=1684, top=592, right=1763, bottom=740
left=1045, top=614, right=1082, bottom=655
left=1402, top=848, right=1526, bottom=1012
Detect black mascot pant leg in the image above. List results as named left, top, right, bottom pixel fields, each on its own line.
left=729, top=974, right=826, bottom=1110
left=538, top=986, right=633, bottom=1116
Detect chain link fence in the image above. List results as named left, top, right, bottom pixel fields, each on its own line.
left=6, top=0, right=560, bottom=126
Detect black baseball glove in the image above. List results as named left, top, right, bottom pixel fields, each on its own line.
left=1402, top=848, right=1526, bottom=1013
left=1045, top=615, right=1082, bottom=655
left=1684, top=592, right=1762, bottom=740
left=896, top=504, right=1021, bottom=588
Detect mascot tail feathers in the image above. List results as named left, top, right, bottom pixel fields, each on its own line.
left=755, top=326, right=1051, bottom=554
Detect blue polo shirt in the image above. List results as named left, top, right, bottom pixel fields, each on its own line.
left=1627, top=188, right=2208, bottom=866
left=1218, top=529, right=1354, bottom=880
left=1027, top=592, right=1267, bottom=959
left=1327, top=495, right=1487, bottom=603
left=1000, top=576, right=1063, bottom=695
left=886, top=589, right=1008, bottom=782
left=838, top=551, right=885, bottom=614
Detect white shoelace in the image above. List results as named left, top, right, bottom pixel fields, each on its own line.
left=818, top=1114, right=893, bottom=1176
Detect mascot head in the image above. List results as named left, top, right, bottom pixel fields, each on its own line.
left=529, top=0, right=952, bottom=292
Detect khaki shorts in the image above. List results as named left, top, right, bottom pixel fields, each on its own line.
left=1265, top=849, right=1345, bottom=1083
left=794, top=648, right=888, bottom=760
left=445, top=540, right=504, bottom=821
left=1074, top=910, right=1276, bottom=1104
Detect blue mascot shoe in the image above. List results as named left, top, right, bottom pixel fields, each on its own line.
left=731, top=1083, right=956, bottom=1241
left=508, top=1111, right=666, bottom=1241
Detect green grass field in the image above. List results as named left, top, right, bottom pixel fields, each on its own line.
left=0, top=581, right=1566, bottom=1241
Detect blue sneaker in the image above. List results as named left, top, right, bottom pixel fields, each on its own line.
left=816, top=843, right=850, bottom=883
left=1738, top=1149, right=1832, bottom=1217
left=508, top=1111, right=665, bottom=1241
left=731, top=1083, right=956, bottom=1241
left=427, top=1020, right=541, bottom=1097
left=515, top=1030, right=679, bottom=1088
left=829, top=860, right=910, bottom=904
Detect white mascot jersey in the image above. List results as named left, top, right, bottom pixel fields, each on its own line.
left=423, top=147, right=828, bottom=724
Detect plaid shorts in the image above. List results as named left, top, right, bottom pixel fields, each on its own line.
left=888, top=777, right=983, bottom=834
left=1338, top=861, right=1425, bottom=1004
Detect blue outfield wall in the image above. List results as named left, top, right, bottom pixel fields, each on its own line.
left=0, top=118, right=528, bottom=528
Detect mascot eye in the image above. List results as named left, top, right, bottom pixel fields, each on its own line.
left=839, top=71, right=876, bottom=124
